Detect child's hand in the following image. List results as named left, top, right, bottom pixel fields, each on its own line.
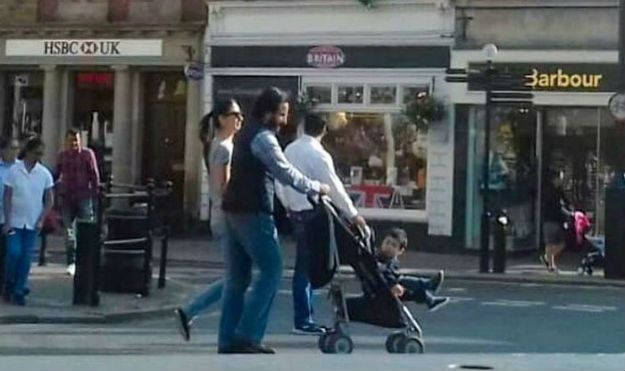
left=391, top=284, right=405, bottom=298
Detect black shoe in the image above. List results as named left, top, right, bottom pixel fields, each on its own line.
left=429, top=270, right=445, bottom=294
left=218, top=342, right=275, bottom=354
left=539, top=254, right=550, bottom=269
left=427, top=297, right=449, bottom=312
left=292, top=323, right=327, bottom=336
left=174, top=308, right=190, bottom=342
left=12, top=295, right=25, bottom=306
left=2, top=287, right=11, bottom=303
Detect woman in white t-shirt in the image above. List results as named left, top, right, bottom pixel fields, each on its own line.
left=175, top=98, right=243, bottom=341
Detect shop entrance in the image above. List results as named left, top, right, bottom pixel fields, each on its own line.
left=467, top=106, right=539, bottom=251
left=72, top=71, right=115, bottom=178
left=142, top=72, right=187, bottom=231
left=466, top=106, right=617, bottom=251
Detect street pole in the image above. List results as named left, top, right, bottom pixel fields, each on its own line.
left=480, top=59, right=494, bottom=273
left=604, top=0, right=625, bottom=279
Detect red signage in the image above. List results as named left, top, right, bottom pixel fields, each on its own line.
left=307, top=46, right=345, bottom=69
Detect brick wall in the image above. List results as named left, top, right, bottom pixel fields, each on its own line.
left=0, top=0, right=206, bottom=24
left=0, top=0, right=39, bottom=24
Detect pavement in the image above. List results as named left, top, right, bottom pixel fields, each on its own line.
left=0, top=233, right=623, bottom=325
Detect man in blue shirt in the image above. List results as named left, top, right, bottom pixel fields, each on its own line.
left=0, top=137, right=21, bottom=298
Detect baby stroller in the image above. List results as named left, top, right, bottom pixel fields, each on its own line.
left=578, top=235, right=605, bottom=276
left=304, top=196, right=424, bottom=354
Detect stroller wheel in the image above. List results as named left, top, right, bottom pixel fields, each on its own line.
left=326, top=333, right=354, bottom=354
left=385, top=333, right=404, bottom=353
left=318, top=334, right=332, bottom=353
left=398, top=336, right=424, bottom=354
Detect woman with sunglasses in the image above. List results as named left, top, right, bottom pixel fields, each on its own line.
left=175, top=98, right=243, bottom=341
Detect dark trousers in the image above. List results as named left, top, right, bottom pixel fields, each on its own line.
left=0, top=224, right=5, bottom=290
left=290, top=210, right=318, bottom=327
left=399, top=276, right=434, bottom=306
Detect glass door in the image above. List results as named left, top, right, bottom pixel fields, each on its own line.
left=466, top=106, right=538, bottom=250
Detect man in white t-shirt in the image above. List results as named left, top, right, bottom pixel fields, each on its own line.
left=277, top=113, right=366, bottom=335
left=2, top=138, right=54, bottom=306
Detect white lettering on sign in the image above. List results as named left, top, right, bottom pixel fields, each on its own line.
left=5, top=39, right=162, bottom=57
left=306, top=46, right=345, bottom=69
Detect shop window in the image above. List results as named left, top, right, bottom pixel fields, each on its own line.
left=370, top=85, right=397, bottom=105
left=305, top=85, right=332, bottom=104
left=337, top=85, right=364, bottom=104
left=2, top=72, right=44, bottom=138
left=322, top=112, right=427, bottom=211
left=545, top=107, right=617, bottom=235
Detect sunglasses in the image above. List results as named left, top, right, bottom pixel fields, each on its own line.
left=224, top=112, right=244, bottom=120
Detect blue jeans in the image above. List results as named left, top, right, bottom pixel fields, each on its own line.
left=290, top=210, right=317, bottom=328
left=4, top=228, right=38, bottom=298
left=62, top=199, right=95, bottom=265
left=399, top=276, right=434, bottom=306
left=182, top=212, right=225, bottom=321
left=218, top=212, right=283, bottom=349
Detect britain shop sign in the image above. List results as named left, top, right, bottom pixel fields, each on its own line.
left=306, top=46, right=345, bottom=69
left=5, top=39, right=162, bottom=57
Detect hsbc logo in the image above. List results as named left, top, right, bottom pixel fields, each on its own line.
left=6, top=39, right=163, bottom=57
left=44, top=40, right=121, bottom=56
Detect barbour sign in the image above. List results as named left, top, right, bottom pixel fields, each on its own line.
left=468, top=63, right=618, bottom=93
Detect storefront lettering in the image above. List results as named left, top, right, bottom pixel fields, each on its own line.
left=307, top=46, right=345, bottom=68
left=525, top=68, right=603, bottom=90
left=43, top=41, right=121, bottom=56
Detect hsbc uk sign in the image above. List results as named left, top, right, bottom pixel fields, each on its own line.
left=5, top=39, right=162, bottom=57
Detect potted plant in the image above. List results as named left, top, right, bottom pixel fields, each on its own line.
left=403, top=92, right=446, bottom=132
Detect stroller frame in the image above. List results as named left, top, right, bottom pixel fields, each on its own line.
left=315, top=197, right=424, bottom=354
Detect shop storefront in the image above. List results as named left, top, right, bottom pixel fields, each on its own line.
left=204, top=0, right=458, bottom=247
left=0, top=33, right=204, bottom=228
left=451, top=50, right=618, bottom=251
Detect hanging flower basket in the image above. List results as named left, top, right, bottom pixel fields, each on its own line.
left=403, top=92, right=446, bottom=132
left=294, top=91, right=319, bottom=124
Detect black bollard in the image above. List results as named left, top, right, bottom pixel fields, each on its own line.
left=73, top=220, right=101, bottom=306
left=492, top=210, right=509, bottom=273
left=604, top=174, right=625, bottom=279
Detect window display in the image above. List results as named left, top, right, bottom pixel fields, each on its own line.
left=322, top=112, right=427, bottom=210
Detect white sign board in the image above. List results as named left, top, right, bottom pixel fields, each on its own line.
left=5, top=39, right=162, bottom=57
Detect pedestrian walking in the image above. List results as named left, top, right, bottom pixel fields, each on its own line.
left=0, top=137, right=21, bottom=294
left=218, top=87, right=330, bottom=354
left=175, top=98, right=243, bottom=341
left=2, top=137, right=54, bottom=305
left=276, top=113, right=366, bottom=335
left=55, top=129, right=100, bottom=277
left=540, top=171, right=571, bottom=273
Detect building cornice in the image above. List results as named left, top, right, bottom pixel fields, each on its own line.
left=453, top=0, right=616, bottom=8
left=0, top=22, right=205, bottom=38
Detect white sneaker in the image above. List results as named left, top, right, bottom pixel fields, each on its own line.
left=66, top=264, right=76, bottom=277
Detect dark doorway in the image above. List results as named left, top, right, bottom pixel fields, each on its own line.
left=143, top=72, right=187, bottom=231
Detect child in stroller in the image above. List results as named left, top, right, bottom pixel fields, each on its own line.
left=305, top=196, right=448, bottom=354
left=373, top=228, right=450, bottom=312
